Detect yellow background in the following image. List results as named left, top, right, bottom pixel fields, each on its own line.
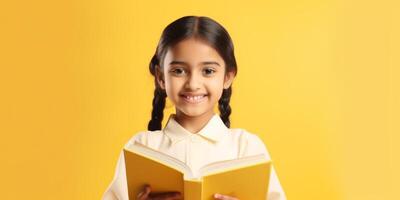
left=0, top=0, right=397, bottom=199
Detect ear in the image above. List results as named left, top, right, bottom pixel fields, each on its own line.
left=223, top=71, right=235, bottom=89
left=155, top=65, right=165, bottom=90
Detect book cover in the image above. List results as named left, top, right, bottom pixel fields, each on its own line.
left=124, top=141, right=271, bottom=200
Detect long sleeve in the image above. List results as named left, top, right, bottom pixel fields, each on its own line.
left=103, top=131, right=150, bottom=200
left=102, top=150, right=130, bottom=200
left=268, top=165, right=287, bottom=200
left=240, top=132, right=287, bottom=200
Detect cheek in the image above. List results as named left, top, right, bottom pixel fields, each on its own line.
left=207, top=78, right=225, bottom=97
left=164, top=78, right=184, bottom=96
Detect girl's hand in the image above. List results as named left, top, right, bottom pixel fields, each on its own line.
left=136, top=184, right=182, bottom=200
left=213, top=193, right=239, bottom=200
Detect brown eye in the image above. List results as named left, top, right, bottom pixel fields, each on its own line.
left=171, top=68, right=186, bottom=76
left=203, top=68, right=216, bottom=76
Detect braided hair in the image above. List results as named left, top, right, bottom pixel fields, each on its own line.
left=218, top=87, right=233, bottom=128
left=147, top=16, right=238, bottom=131
left=147, top=55, right=167, bottom=131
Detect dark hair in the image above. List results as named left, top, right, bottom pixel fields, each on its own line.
left=147, top=16, right=238, bottom=131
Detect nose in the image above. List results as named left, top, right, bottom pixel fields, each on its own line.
left=185, top=72, right=202, bottom=90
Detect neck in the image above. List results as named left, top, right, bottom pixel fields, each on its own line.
left=174, top=109, right=215, bottom=134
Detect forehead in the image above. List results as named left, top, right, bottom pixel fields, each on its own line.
left=164, top=38, right=225, bottom=66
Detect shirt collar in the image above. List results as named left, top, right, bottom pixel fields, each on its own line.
left=163, top=113, right=229, bottom=144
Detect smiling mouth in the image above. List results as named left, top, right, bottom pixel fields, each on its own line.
left=180, top=94, right=207, bottom=104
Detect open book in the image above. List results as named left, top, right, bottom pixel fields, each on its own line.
left=123, top=141, right=271, bottom=200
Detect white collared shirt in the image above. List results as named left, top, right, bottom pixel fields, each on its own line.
left=102, top=113, right=287, bottom=200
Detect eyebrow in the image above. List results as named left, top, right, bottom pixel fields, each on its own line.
left=169, top=60, right=221, bottom=67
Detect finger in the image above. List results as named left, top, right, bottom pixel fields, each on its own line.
left=136, top=184, right=151, bottom=200
left=149, top=191, right=182, bottom=200
left=213, top=193, right=239, bottom=200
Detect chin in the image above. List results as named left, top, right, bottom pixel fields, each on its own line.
left=180, top=110, right=206, bottom=118
left=177, top=106, right=211, bottom=118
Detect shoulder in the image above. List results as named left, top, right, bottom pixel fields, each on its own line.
left=228, top=128, right=265, bottom=145
left=228, top=128, right=272, bottom=160
left=124, top=129, right=164, bottom=149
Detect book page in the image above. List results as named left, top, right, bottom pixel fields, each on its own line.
left=198, top=153, right=268, bottom=177
left=127, top=141, right=194, bottom=177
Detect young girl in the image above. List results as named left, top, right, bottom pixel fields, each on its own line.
left=103, top=16, right=286, bottom=200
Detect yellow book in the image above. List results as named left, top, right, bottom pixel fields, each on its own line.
left=124, top=141, right=271, bottom=200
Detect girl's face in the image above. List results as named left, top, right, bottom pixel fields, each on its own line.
left=157, top=38, right=235, bottom=119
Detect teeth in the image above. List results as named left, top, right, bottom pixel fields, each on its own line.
left=183, top=95, right=205, bottom=102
